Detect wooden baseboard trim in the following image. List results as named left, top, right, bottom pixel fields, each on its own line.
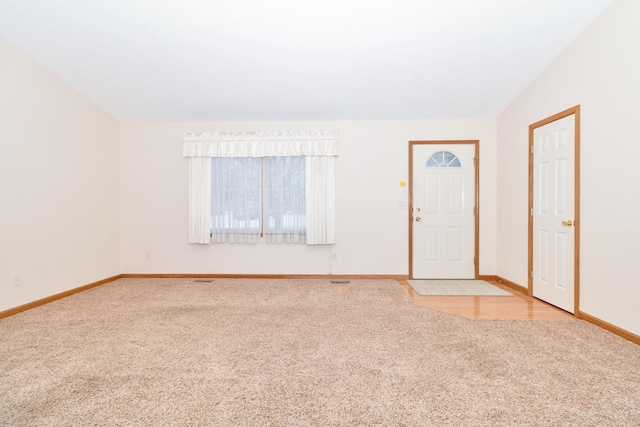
left=0, top=274, right=122, bottom=320
left=121, top=273, right=410, bottom=280
left=578, top=311, right=640, bottom=345
left=484, top=276, right=638, bottom=346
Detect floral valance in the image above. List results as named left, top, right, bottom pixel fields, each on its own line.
left=183, top=131, right=339, bottom=158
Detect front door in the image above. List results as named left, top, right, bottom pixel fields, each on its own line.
left=411, top=142, right=477, bottom=279
left=531, top=113, right=577, bottom=313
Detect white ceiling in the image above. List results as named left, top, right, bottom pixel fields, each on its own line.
left=0, top=0, right=614, bottom=122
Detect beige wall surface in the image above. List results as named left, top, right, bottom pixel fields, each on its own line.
left=120, top=119, right=497, bottom=276
left=0, top=38, right=121, bottom=312
left=497, top=0, right=640, bottom=335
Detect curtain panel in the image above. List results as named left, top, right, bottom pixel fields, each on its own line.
left=188, top=157, right=212, bottom=244
left=183, top=131, right=338, bottom=245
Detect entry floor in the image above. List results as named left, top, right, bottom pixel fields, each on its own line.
left=398, top=280, right=572, bottom=320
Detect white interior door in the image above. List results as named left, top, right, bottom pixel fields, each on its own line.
left=532, top=114, right=575, bottom=313
left=412, top=144, right=476, bottom=279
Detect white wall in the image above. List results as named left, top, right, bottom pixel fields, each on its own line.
left=497, top=0, right=640, bottom=335
left=0, top=38, right=121, bottom=312
left=120, top=119, right=497, bottom=276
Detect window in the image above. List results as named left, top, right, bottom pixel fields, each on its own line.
left=183, top=131, right=338, bottom=246
left=426, top=150, right=461, bottom=167
left=211, top=156, right=306, bottom=243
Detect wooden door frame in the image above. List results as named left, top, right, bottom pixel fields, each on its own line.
left=408, top=140, right=480, bottom=279
left=528, top=105, right=581, bottom=314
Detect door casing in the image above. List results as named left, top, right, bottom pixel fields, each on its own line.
left=408, top=140, right=479, bottom=279
left=528, top=106, right=581, bottom=314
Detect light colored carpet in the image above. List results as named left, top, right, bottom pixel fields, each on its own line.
left=1, top=278, right=640, bottom=426
left=407, top=279, right=513, bottom=296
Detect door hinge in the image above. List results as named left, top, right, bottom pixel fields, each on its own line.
left=473, top=157, right=477, bottom=166
left=531, top=208, right=534, bottom=216
left=474, top=206, right=477, bottom=216
left=531, top=146, right=535, bottom=154
left=530, top=270, right=534, bottom=279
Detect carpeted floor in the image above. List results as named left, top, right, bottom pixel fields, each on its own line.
left=1, top=278, right=639, bottom=426
left=407, top=279, right=513, bottom=296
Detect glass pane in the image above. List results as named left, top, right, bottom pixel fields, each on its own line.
left=263, top=156, right=306, bottom=233
left=211, top=157, right=261, bottom=231
left=443, top=151, right=455, bottom=164
left=426, top=150, right=462, bottom=168
left=434, top=151, right=444, bottom=165
left=426, top=158, right=438, bottom=167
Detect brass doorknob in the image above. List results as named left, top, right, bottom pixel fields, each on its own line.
left=561, top=220, right=574, bottom=227
left=416, top=217, right=422, bottom=222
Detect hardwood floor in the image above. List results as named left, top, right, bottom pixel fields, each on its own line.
left=397, top=280, right=573, bottom=320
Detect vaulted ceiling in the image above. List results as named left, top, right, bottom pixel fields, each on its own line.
left=0, top=0, right=614, bottom=122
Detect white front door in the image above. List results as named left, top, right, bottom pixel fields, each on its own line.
left=532, top=114, right=575, bottom=313
left=411, top=143, right=476, bottom=279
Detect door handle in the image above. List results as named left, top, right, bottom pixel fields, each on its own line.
left=561, top=220, right=574, bottom=227
left=416, top=217, right=422, bottom=222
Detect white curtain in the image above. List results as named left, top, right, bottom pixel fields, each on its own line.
left=306, top=156, right=336, bottom=245
left=188, top=157, right=212, bottom=244
left=183, top=131, right=338, bottom=245
left=183, top=131, right=338, bottom=157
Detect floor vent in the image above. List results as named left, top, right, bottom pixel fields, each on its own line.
left=192, top=279, right=214, bottom=283
left=330, top=280, right=351, bottom=284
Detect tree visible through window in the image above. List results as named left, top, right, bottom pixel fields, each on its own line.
left=263, top=156, right=306, bottom=234
left=210, top=156, right=306, bottom=243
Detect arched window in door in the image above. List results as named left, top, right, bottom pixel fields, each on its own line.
left=426, top=150, right=461, bottom=167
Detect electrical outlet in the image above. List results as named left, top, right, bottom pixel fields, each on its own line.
left=145, top=252, right=151, bottom=261
left=12, top=275, right=20, bottom=287
left=332, top=252, right=338, bottom=261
